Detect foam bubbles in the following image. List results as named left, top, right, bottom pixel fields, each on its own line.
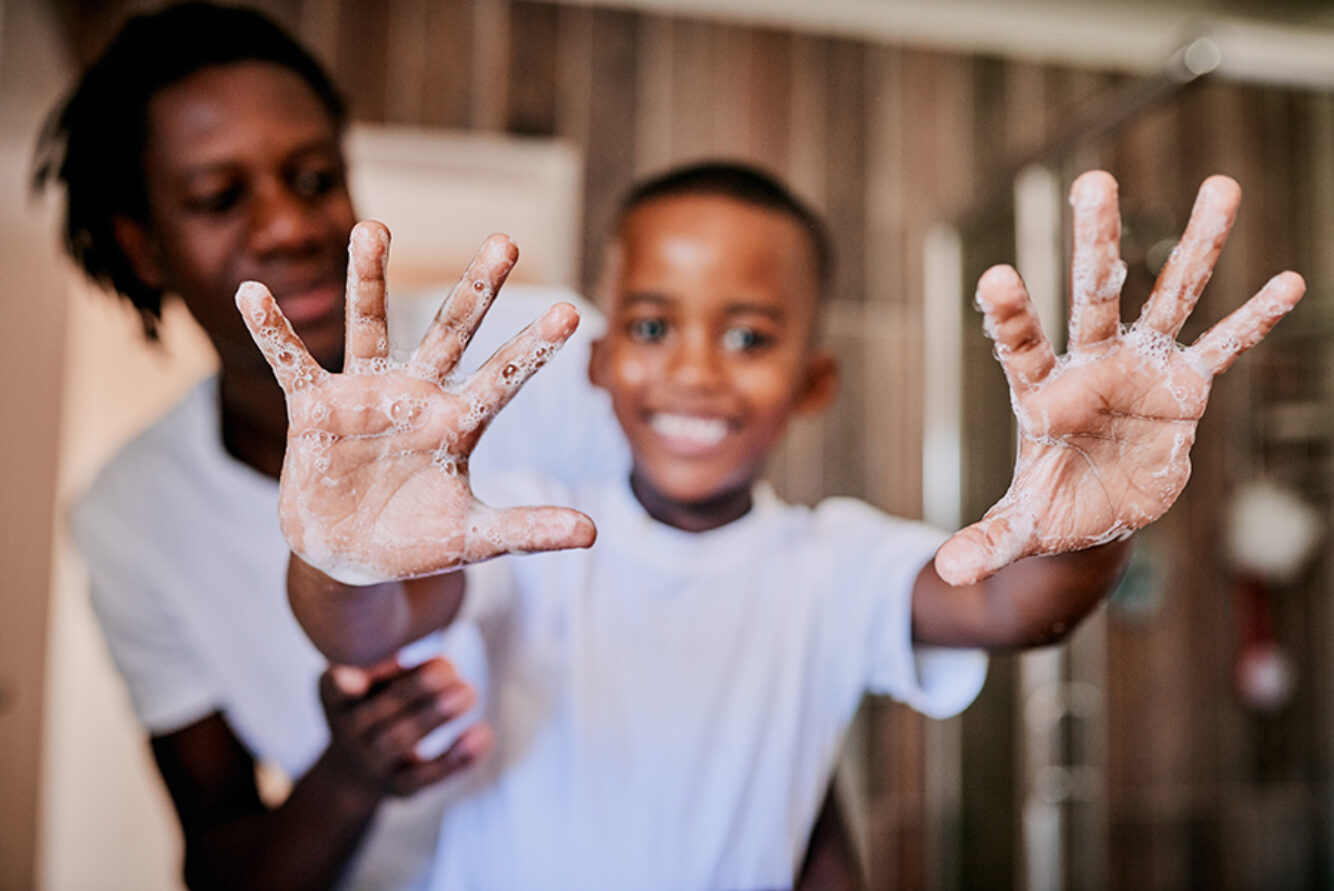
left=387, top=396, right=426, bottom=430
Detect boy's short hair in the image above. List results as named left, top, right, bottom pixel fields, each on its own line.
left=31, top=2, right=346, bottom=340
left=615, top=161, right=834, bottom=295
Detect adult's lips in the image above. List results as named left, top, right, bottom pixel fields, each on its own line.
left=272, top=279, right=344, bottom=328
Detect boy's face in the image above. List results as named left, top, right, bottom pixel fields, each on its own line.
left=118, top=61, right=355, bottom=371
left=590, top=193, right=836, bottom=523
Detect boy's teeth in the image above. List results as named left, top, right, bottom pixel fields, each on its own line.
left=650, top=413, right=728, bottom=446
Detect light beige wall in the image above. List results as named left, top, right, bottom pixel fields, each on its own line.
left=40, top=287, right=212, bottom=890
left=0, top=1, right=210, bottom=887
left=0, top=1, right=72, bottom=886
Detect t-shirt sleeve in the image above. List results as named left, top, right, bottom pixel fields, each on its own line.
left=71, top=493, right=221, bottom=735
left=822, top=499, right=987, bottom=719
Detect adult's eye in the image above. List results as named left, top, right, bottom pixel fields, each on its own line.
left=629, top=317, right=667, bottom=342
left=290, top=165, right=343, bottom=200
left=185, top=185, right=241, bottom=216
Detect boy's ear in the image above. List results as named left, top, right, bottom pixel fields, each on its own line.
left=112, top=215, right=165, bottom=290
left=795, top=349, right=839, bottom=416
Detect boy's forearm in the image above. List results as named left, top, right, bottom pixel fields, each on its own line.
left=288, top=555, right=466, bottom=665
left=984, top=537, right=1133, bottom=648
left=914, top=538, right=1133, bottom=650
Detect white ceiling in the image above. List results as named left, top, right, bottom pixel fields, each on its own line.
left=543, top=0, right=1334, bottom=87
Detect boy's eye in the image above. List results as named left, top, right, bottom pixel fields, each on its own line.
left=722, top=326, right=771, bottom=352
left=628, top=317, right=667, bottom=342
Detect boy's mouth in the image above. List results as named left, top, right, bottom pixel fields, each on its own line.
left=648, top=412, right=731, bottom=450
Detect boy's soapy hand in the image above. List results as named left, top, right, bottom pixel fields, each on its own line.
left=935, top=171, right=1304, bottom=586
left=237, top=222, right=596, bottom=585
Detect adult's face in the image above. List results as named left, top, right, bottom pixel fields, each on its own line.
left=123, top=60, right=356, bottom=371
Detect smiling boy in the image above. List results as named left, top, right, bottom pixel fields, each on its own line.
left=252, top=162, right=1303, bottom=889
left=590, top=171, right=838, bottom=532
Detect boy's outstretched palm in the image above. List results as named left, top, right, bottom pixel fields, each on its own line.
left=237, top=222, right=595, bottom=584
left=935, top=171, right=1304, bottom=586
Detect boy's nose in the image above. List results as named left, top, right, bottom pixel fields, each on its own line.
left=666, top=329, right=724, bottom=388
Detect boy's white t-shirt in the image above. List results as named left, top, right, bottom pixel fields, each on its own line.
left=70, top=284, right=624, bottom=890
left=429, top=474, right=987, bottom=891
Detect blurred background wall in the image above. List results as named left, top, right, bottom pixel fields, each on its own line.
left=4, top=1, right=1334, bottom=889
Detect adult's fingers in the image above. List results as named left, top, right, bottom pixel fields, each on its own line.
left=235, top=281, right=326, bottom=393
left=1189, top=271, right=1305, bottom=377
left=1068, top=170, right=1127, bottom=352
left=344, top=221, right=392, bottom=370
left=327, top=652, right=422, bottom=698
left=369, top=680, right=478, bottom=769
left=976, top=265, right=1056, bottom=396
left=408, top=235, right=519, bottom=383
left=455, top=303, right=581, bottom=435
left=461, top=505, right=597, bottom=564
left=390, top=723, right=495, bottom=796
left=344, top=658, right=460, bottom=738
left=1136, top=175, right=1240, bottom=339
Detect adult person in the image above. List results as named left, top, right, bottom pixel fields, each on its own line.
left=32, top=3, right=612, bottom=888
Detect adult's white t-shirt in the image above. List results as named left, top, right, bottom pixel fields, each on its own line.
left=71, top=284, right=625, bottom=890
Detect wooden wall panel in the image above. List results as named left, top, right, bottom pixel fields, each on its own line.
left=584, top=7, right=640, bottom=255
left=506, top=1, right=560, bottom=135
left=332, top=0, right=391, bottom=121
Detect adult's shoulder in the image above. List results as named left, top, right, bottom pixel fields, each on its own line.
left=389, top=281, right=604, bottom=367
left=72, top=380, right=217, bottom=534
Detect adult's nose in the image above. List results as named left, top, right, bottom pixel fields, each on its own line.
left=248, top=178, right=321, bottom=255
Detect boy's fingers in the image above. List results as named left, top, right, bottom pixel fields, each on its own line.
left=1188, top=271, right=1304, bottom=377
left=976, top=265, right=1056, bottom=395
left=1068, top=170, right=1126, bottom=352
left=933, top=511, right=1029, bottom=587
left=235, top=281, right=326, bottom=393
left=461, top=507, right=597, bottom=564
left=344, top=221, right=392, bottom=369
left=409, top=235, right=519, bottom=383
left=455, top=303, right=581, bottom=434
left=1137, top=175, right=1240, bottom=340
